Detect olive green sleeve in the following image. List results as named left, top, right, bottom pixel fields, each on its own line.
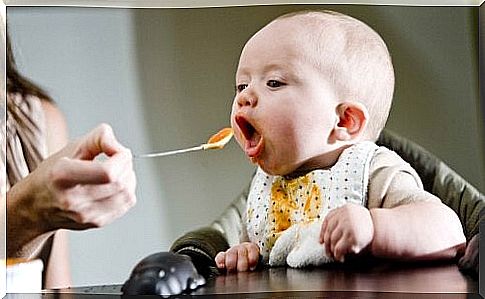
left=170, top=226, right=229, bottom=278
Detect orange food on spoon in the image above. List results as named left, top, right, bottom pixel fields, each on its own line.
left=203, top=127, right=234, bottom=150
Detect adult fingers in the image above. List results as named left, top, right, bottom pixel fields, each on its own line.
left=82, top=152, right=135, bottom=198
left=116, top=155, right=137, bottom=194
left=98, top=150, right=136, bottom=195
left=101, top=150, right=133, bottom=183
left=52, top=151, right=131, bottom=187
left=94, top=191, right=135, bottom=226
left=67, top=182, right=123, bottom=203
left=104, top=149, right=133, bottom=171
left=48, top=159, right=134, bottom=229
left=58, top=160, right=136, bottom=215
left=66, top=187, right=135, bottom=228
left=75, top=123, right=128, bottom=160
left=236, top=246, right=249, bottom=272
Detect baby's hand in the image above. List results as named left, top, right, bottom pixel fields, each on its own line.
left=319, top=203, right=374, bottom=262
left=215, top=242, right=260, bottom=272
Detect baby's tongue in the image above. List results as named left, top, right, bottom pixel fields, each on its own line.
left=245, top=131, right=262, bottom=157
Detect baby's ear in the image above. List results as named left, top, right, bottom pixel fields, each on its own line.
left=331, top=102, right=368, bottom=141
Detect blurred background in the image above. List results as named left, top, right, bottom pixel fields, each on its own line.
left=7, top=4, right=483, bottom=286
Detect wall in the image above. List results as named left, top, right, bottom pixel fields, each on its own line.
left=7, top=7, right=171, bottom=286
left=7, top=4, right=483, bottom=286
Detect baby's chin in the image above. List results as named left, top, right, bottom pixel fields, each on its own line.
left=255, top=158, right=299, bottom=177
left=242, top=143, right=300, bottom=176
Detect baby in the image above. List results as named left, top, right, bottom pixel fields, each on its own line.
left=215, top=10, right=465, bottom=271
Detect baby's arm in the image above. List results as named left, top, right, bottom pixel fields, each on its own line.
left=320, top=199, right=465, bottom=261
left=369, top=199, right=465, bottom=259
left=367, top=158, right=465, bottom=259
left=321, top=148, right=466, bottom=262
left=215, top=242, right=260, bottom=272
left=366, top=148, right=466, bottom=260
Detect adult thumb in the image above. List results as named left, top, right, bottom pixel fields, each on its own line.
left=76, top=123, right=127, bottom=160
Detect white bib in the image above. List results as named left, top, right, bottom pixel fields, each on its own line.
left=246, top=141, right=379, bottom=267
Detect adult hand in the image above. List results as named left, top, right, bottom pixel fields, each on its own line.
left=9, top=123, right=136, bottom=235
left=215, top=242, right=260, bottom=272
left=319, top=203, right=374, bottom=262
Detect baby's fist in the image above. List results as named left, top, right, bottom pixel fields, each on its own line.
left=320, top=203, right=374, bottom=262
left=215, top=242, right=260, bottom=272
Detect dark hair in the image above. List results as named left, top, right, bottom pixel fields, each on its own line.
left=6, top=32, right=53, bottom=102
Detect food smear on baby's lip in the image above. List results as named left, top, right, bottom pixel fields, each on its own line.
left=203, top=127, right=234, bottom=150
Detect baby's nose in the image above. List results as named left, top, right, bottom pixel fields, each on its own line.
left=237, top=91, right=257, bottom=107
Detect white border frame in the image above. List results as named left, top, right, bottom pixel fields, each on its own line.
left=2, top=0, right=484, bottom=8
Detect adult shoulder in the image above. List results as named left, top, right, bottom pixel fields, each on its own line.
left=40, top=99, right=68, bottom=154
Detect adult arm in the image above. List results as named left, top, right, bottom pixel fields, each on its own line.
left=7, top=102, right=136, bottom=284
left=41, top=100, right=71, bottom=288
left=43, top=229, right=70, bottom=288
left=6, top=100, right=69, bottom=261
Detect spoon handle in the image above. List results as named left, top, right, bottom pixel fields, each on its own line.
left=134, top=145, right=204, bottom=158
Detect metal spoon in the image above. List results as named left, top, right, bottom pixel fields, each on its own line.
left=135, top=127, right=234, bottom=158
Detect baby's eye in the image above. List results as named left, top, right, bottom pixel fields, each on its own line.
left=236, top=84, right=248, bottom=93
left=267, top=80, right=285, bottom=88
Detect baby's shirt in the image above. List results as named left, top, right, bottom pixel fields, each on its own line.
left=367, top=147, right=440, bottom=209
left=245, top=142, right=440, bottom=267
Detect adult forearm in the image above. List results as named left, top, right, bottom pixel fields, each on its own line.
left=6, top=176, right=53, bottom=258
left=44, top=230, right=71, bottom=288
left=369, top=201, right=465, bottom=260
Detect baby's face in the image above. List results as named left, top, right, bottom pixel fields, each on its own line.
left=231, top=20, right=341, bottom=176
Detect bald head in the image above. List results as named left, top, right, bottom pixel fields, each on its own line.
left=266, top=11, right=395, bottom=140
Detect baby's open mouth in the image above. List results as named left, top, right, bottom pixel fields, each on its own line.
left=235, top=115, right=263, bottom=158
